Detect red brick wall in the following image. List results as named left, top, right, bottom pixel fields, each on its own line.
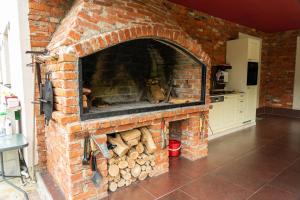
left=28, top=0, right=73, bottom=168
left=260, top=30, right=300, bottom=108
left=166, top=2, right=300, bottom=109
left=164, top=2, right=265, bottom=66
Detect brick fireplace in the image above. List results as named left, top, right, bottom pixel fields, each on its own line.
left=41, top=0, right=211, bottom=199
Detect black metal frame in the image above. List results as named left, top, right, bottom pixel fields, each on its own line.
left=78, top=38, right=207, bottom=121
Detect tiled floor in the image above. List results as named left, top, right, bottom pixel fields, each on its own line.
left=5, top=115, right=299, bottom=200
left=106, top=115, right=300, bottom=200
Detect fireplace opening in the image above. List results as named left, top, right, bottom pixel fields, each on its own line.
left=79, top=38, right=206, bottom=120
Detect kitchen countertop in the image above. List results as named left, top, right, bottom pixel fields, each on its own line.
left=210, top=91, right=245, bottom=97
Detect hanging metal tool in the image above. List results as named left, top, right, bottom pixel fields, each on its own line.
left=90, top=138, right=102, bottom=187
left=26, top=50, right=54, bottom=125
left=90, top=135, right=111, bottom=159
left=161, top=120, right=168, bottom=149
left=199, top=113, right=206, bottom=142
left=40, top=72, right=54, bottom=125
left=25, top=49, right=48, bottom=181
left=82, top=136, right=91, bottom=165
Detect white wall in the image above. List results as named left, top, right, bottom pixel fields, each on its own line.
left=293, top=37, right=300, bottom=110
left=0, top=0, right=35, bottom=167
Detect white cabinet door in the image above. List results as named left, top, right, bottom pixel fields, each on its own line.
left=236, top=94, right=247, bottom=123
left=223, top=95, right=237, bottom=128
left=209, top=102, right=223, bottom=134
left=248, top=39, right=260, bottom=61
left=245, top=86, right=257, bottom=122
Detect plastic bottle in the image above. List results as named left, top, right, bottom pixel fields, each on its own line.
left=5, top=118, right=12, bottom=135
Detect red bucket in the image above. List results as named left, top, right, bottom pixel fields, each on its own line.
left=168, top=140, right=181, bottom=157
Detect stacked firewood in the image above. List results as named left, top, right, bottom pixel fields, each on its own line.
left=107, top=128, right=157, bottom=192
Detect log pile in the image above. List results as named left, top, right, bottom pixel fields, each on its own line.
left=107, top=128, right=157, bottom=192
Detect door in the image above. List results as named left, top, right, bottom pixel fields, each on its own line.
left=293, top=37, right=300, bottom=110
left=209, top=102, right=223, bottom=134
left=248, top=39, right=260, bottom=61
left=223, top=95, right=237, bottom=128
left=245, top=86, right=257, bottom=122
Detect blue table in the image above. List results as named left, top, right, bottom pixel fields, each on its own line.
left=0, top=134, right=29, bottom=200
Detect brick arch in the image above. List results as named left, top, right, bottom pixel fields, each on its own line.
left=73, top=25, right=211, bottom=67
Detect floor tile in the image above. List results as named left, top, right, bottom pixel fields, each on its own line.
left=108, top=183, right=155, bottom=200
left=158, top=189, right=195, bottom=200
left=269, top=169, right=300, bottom=196
left=181, top=175, right=252, bottom=200
left=248, top=185, right=299, bottom=200
left=169, top=157, right=219, bottom=179
left=139, top=171, right=192, bottom=198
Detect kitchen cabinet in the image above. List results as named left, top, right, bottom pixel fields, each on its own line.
left=209, top=101, right=223, bottom=131
left=245, top=86, right=257, bottom=122
left=226, top=37, right=261, bottom=123
left=236, top=93, right=247, bottom=123
left=223, top=95, right=237, bottom=128
left=208, top=92, right=256, bottom=138
left=248, top=39, right=260, bottom=61
left=209, top=94, right=241, bottom=137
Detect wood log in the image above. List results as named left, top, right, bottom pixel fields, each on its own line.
left=141, top=165, right=146, bottom=171
left=108, top=135, right=129, bottom=157
left=125, top=179, right=132, bottom=186
left=136, top=143, right=144, bottom=154
left=127, top=158, right=135, bottom=169
left=150, top=84, right=165, bottom=102
left=169, top=97, right=191, bottom=104
left=150, top=161, right=155, bottom=167
left=117, top=179, right=125, bottom=188
left=108, top=158, right=117, bottom=165
left=121, top=172, right=131, bottom=180
left=140, top=127, right=157, bottom=153
left=126, top=138, right=139, bottom=147
left=83, top=88, right=92, bottom=95
left=109, top=182, right=118, bottom=192
left=118, top=160, right=128, bottom=169
left=145, top=161, right=150, bottom=166
left=108, top=164, right=120, bottom=177
left=146, top=166, right=152, bottom=174
left=131, top=165, right=141, bottom=178
left=108, top=175, right=114, bottom=182
left=136, top=159, right=146, bottom=166
left=149, top=155, right=155, bottom=161
left=113, top=174, right=121, bottom=182
left=138, top=171, right=148, bottom=181
left=109, top=150, right=115, bottom=159
left=148, top=170, right=156, bottom=177
left=120, top=129, right=141, bottom=141
left=128, top=149, right=139, bottom=160
left=120, top=169, right=127, bottom=176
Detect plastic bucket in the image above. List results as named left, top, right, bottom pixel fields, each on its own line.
left=168, top=140, right=181, bottom=157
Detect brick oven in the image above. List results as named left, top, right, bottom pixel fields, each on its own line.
left=41, top=0, right=211, bottom=199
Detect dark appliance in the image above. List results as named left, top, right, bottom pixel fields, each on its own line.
left=210, top=95, right=225, bottom=103
left=247, top=62, right=258, bottom=85
left=211, top=64, right=232, bottom=90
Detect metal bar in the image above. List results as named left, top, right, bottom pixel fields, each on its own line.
left=80, top=102, right=205, bottom=120
left=0, top=152, right=29, bottom=200
left=25, top=50, right=48, bottom=55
